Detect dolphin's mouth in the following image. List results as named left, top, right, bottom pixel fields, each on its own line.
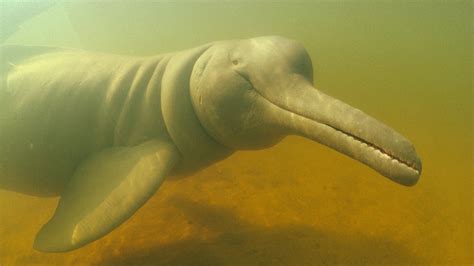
left=277, top=102, right=421, bottom=186
left=256, top=81, right=422, bottom=186
left=323, top=121, right=420, bottom=174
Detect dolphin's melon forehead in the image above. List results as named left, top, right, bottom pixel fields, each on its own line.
left=244, top=35, right=310, bottom=56
left=231, top=36, right=314, bottom=84
left=249, top=35, right=304, bottom=47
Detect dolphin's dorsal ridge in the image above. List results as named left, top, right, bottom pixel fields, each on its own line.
left=0, top=45, right=65, bottom=74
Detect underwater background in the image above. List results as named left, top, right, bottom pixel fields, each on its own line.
left=0, top=1, right=471, bottom=265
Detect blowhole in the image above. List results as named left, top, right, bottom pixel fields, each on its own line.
left=232, top=59, right=239, bottom=65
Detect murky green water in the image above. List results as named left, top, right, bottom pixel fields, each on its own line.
left=0, top=2, right=472, bottom=265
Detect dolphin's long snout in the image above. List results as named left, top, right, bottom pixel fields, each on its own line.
left=266, top=79, right=422, bottom=186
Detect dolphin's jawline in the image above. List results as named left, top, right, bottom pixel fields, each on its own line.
left=257, top=90, right=420, bottom=175
left=325, top=123, right=420, bottom=174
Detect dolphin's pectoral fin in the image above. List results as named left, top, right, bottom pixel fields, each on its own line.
left=33, top=139, right=180, bottom=252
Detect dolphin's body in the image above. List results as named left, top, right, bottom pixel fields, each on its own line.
left=0, top=37, right=421, bottom=252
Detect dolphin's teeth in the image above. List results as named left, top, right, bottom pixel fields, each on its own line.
left=336, top=126, right=419, bottom=174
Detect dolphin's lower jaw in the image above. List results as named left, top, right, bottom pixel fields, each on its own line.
left=262, top=84, right=422, bottom=186
left=282, top=109, right=421, bottom=186
left=314, top=119, right=421, bottom=185
left=330, top=126, right=421, bottom=175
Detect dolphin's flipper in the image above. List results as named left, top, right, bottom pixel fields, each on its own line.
left=33, top=139, right=180, bottom=252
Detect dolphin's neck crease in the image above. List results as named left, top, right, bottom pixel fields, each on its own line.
left=107, top=54, right=173, bottom=147
left=161, top=44, right=233, bottom=175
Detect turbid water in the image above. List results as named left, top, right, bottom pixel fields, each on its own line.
left=0, top=2, right=472, bottom=265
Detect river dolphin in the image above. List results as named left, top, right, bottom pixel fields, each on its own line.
left=0, top=36, right=422, bottom=252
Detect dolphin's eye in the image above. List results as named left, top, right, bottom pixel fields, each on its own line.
left=232, top=59, right=239, bottom=65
